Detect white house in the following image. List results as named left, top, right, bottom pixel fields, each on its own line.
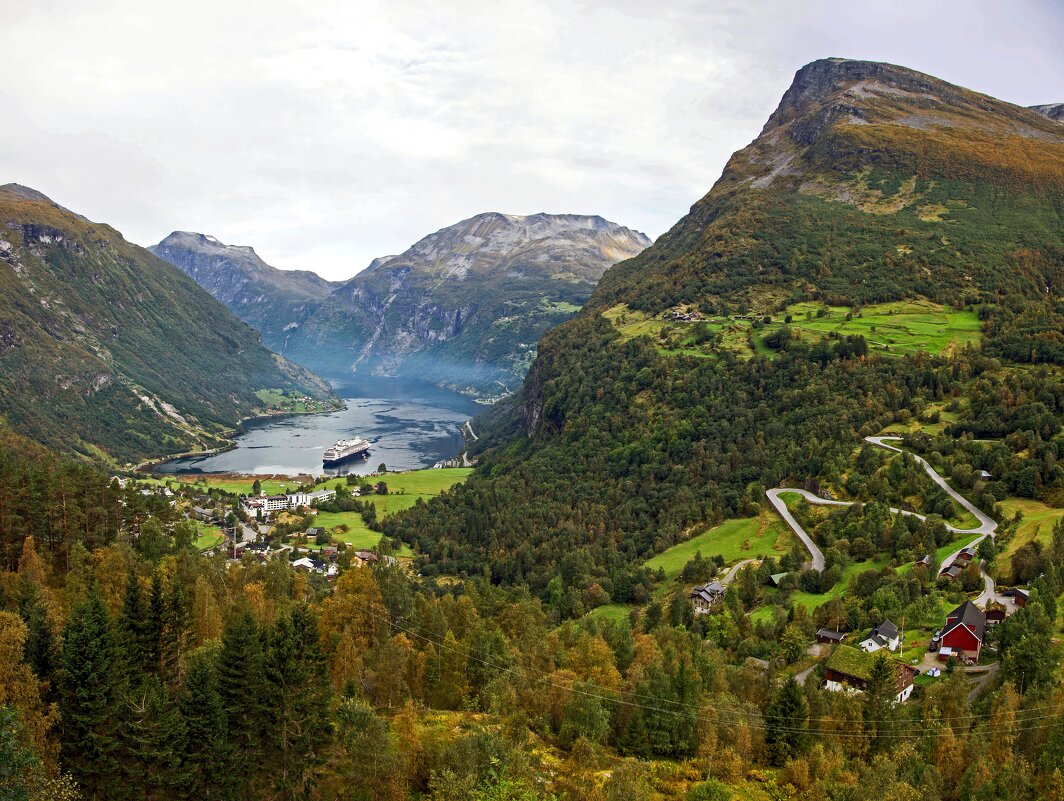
left=858, top=620, right=901, bottom=653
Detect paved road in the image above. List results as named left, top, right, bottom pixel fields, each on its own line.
left=767, top=436, right=998, bottom=573
left=865, top=436, right=997, bottom=537
left=765, top=489, right=828, bottom=571
left=718, top=558, right=759, bottom=585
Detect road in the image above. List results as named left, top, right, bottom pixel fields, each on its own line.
left=718, top=558, right=759, bottom=585
left=765, top=489, right=827, bottom=571
left=767, top=436, right=998, bottom=573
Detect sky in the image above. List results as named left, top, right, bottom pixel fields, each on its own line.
left=2, top=0, right=1062, bottom=281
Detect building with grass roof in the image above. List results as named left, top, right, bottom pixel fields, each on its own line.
left=824, top=645, right=918, bottom=704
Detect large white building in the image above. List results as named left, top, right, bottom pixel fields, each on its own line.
left=241, top=488, right=337, bottom=517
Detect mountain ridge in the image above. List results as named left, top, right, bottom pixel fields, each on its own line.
left=0, top=184, right=335, bottom=464
left=157, top=211, right=650, bottom=396
left=386, top=57, right=1064, bottom=595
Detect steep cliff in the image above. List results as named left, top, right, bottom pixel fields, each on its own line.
left=150, top=231, right=339, bottom=346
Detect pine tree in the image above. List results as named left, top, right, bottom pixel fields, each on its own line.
left=217, top=611, right=267, bottom=799
left=116, top=572, right=147, bottom=676
left=143, top=574, right=165, bottom=674
left=58, top=587, right=124, bottom=799
left=863, top=653, right=899, bottom=751
left=179, top=648, right=236, bottom=801
left=263, top=606, right=331, bottom=801
left=765, top=677, right=808, bottom=765
left=15, top=576, right=55, bottom=687
left=117, top=675, right=188, bottom=800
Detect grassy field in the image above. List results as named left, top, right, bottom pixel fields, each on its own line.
left=784, top=299, right=981, bottom=356
left=307, top=468, right=472, bottom=557
left=645, top=514, right=793, bottom=577
left=193, top=521, right=224, bottom=550
left=584, top=603, right=635, bottom=624
left=158, top=475, right=310, bottom=495
left=604, top=298, right=980, bottom=363
left=254, top=388, right=335, bottom=414
left=998, top=497, right=1064, bottom=568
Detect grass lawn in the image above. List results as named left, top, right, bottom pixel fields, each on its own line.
left=790, top=558, right=890, bottom=609
left=193, top=521, right=224, bottom=550
left=645, top=513, right=793, bottom=578
left=998, top=497, right=1064, bottom=570
left=784, top=299, right=981, bottom=356
left=584, top=603, right=635, bottom=624
left=307, top=469, right=471, bottom=558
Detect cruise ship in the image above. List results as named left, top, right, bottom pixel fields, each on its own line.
left=322, top=437, right=371, bottom=466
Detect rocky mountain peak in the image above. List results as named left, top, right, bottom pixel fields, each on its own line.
left=1030, top=103, right=1064, bottom=122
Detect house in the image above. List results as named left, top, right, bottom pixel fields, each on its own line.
left=353, top=550, right=380, bottom=568
left=983, top=602, right=1007, bottom=625
left=858, top=620, right=901, bottom=653
left=913, top=554, right=932, bottom=568
left=689, top=581, right=727, bottom=614
left=940, top=564, right=963, bottom=580
left=824, top=645, right=917, bottom=704
left=769, top=572, right=789, bottom=587
left=816, top=629, right=846, bottom=645
left=191, top=506, right=213, bottom=522
left=305, top=527, right=324, bottom=540
left=293, top=556, right=326, bottom=574
left=1014, top=589, right=1030, bottom=608
left=938, top=600, right=986, bottom=662
left=977, top=470, right=992, bottom=479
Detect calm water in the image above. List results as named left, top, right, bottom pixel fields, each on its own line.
left=155, top=375, right=478, bottom=478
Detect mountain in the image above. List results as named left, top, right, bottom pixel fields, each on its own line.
left=386, top=59, right=1064, bottom=593
left=1030, top=102, right=1064, bottom=121
left=276, top=213, right=650, bottom=396
left=149, top=231, right=340, bottom=346
left=0, top=184, right=336, bottom=464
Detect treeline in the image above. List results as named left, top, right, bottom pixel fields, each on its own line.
left=5, top=522, right=1064, bottom=801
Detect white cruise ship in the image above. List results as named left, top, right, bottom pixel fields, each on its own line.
left=322, top=437, right=371, bottom=466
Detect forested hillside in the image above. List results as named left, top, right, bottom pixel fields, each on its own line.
left=0, top=185, right=335, bottom=464
left=387, top=58, right=1064, bottom=599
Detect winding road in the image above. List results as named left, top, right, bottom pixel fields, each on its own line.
left=767, top=436, right=997, bottom=572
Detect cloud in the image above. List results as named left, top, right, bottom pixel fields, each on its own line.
left=0, top=0, right=1060, bottom=279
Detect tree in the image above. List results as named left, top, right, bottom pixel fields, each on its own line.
left=559, top=681, right=611, bottom=747
left=263, top=606, right=331, bottom=801
left=687, top=778, right=733, bottom=801
left=0, top=706, right=37, bottom=801
left=765, top=678, right=808, bottom=765
left=432, top=631, right=469, bottom=710
left=217, top=611, right=267, bottom=798
left=117, top=675, right=188, bottom=799
left=58, top=587, right=124, bottom=799
left=180, top=647, right=237, bottom=801
left=863, top=653, right=899, bottom=751
left=779, top=624, right=807, bottom=664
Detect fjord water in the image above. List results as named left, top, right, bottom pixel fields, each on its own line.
left=155, top=375, right=478, bottom=478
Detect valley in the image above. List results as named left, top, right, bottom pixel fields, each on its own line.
left=3, top=50, right=1064, bottom=801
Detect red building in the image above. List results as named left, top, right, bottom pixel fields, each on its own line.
left=938, top=600, right=986, bottom=662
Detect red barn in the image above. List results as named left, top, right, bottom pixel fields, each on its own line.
left=938, top=600, right=986, bottom=662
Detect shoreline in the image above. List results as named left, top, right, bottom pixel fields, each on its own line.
left=134, top=398, right=345, bottom=475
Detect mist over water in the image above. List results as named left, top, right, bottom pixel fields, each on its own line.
left=155, top=375, right=478, bottom=478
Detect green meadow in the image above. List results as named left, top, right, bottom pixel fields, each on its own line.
left=645, top=513, right=793, bottom=577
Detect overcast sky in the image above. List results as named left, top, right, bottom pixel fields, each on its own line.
left=2, top=0, right=1061, bottom=280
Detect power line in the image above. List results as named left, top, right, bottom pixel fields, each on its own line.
left=358, top=603, right=1064, bottom=739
